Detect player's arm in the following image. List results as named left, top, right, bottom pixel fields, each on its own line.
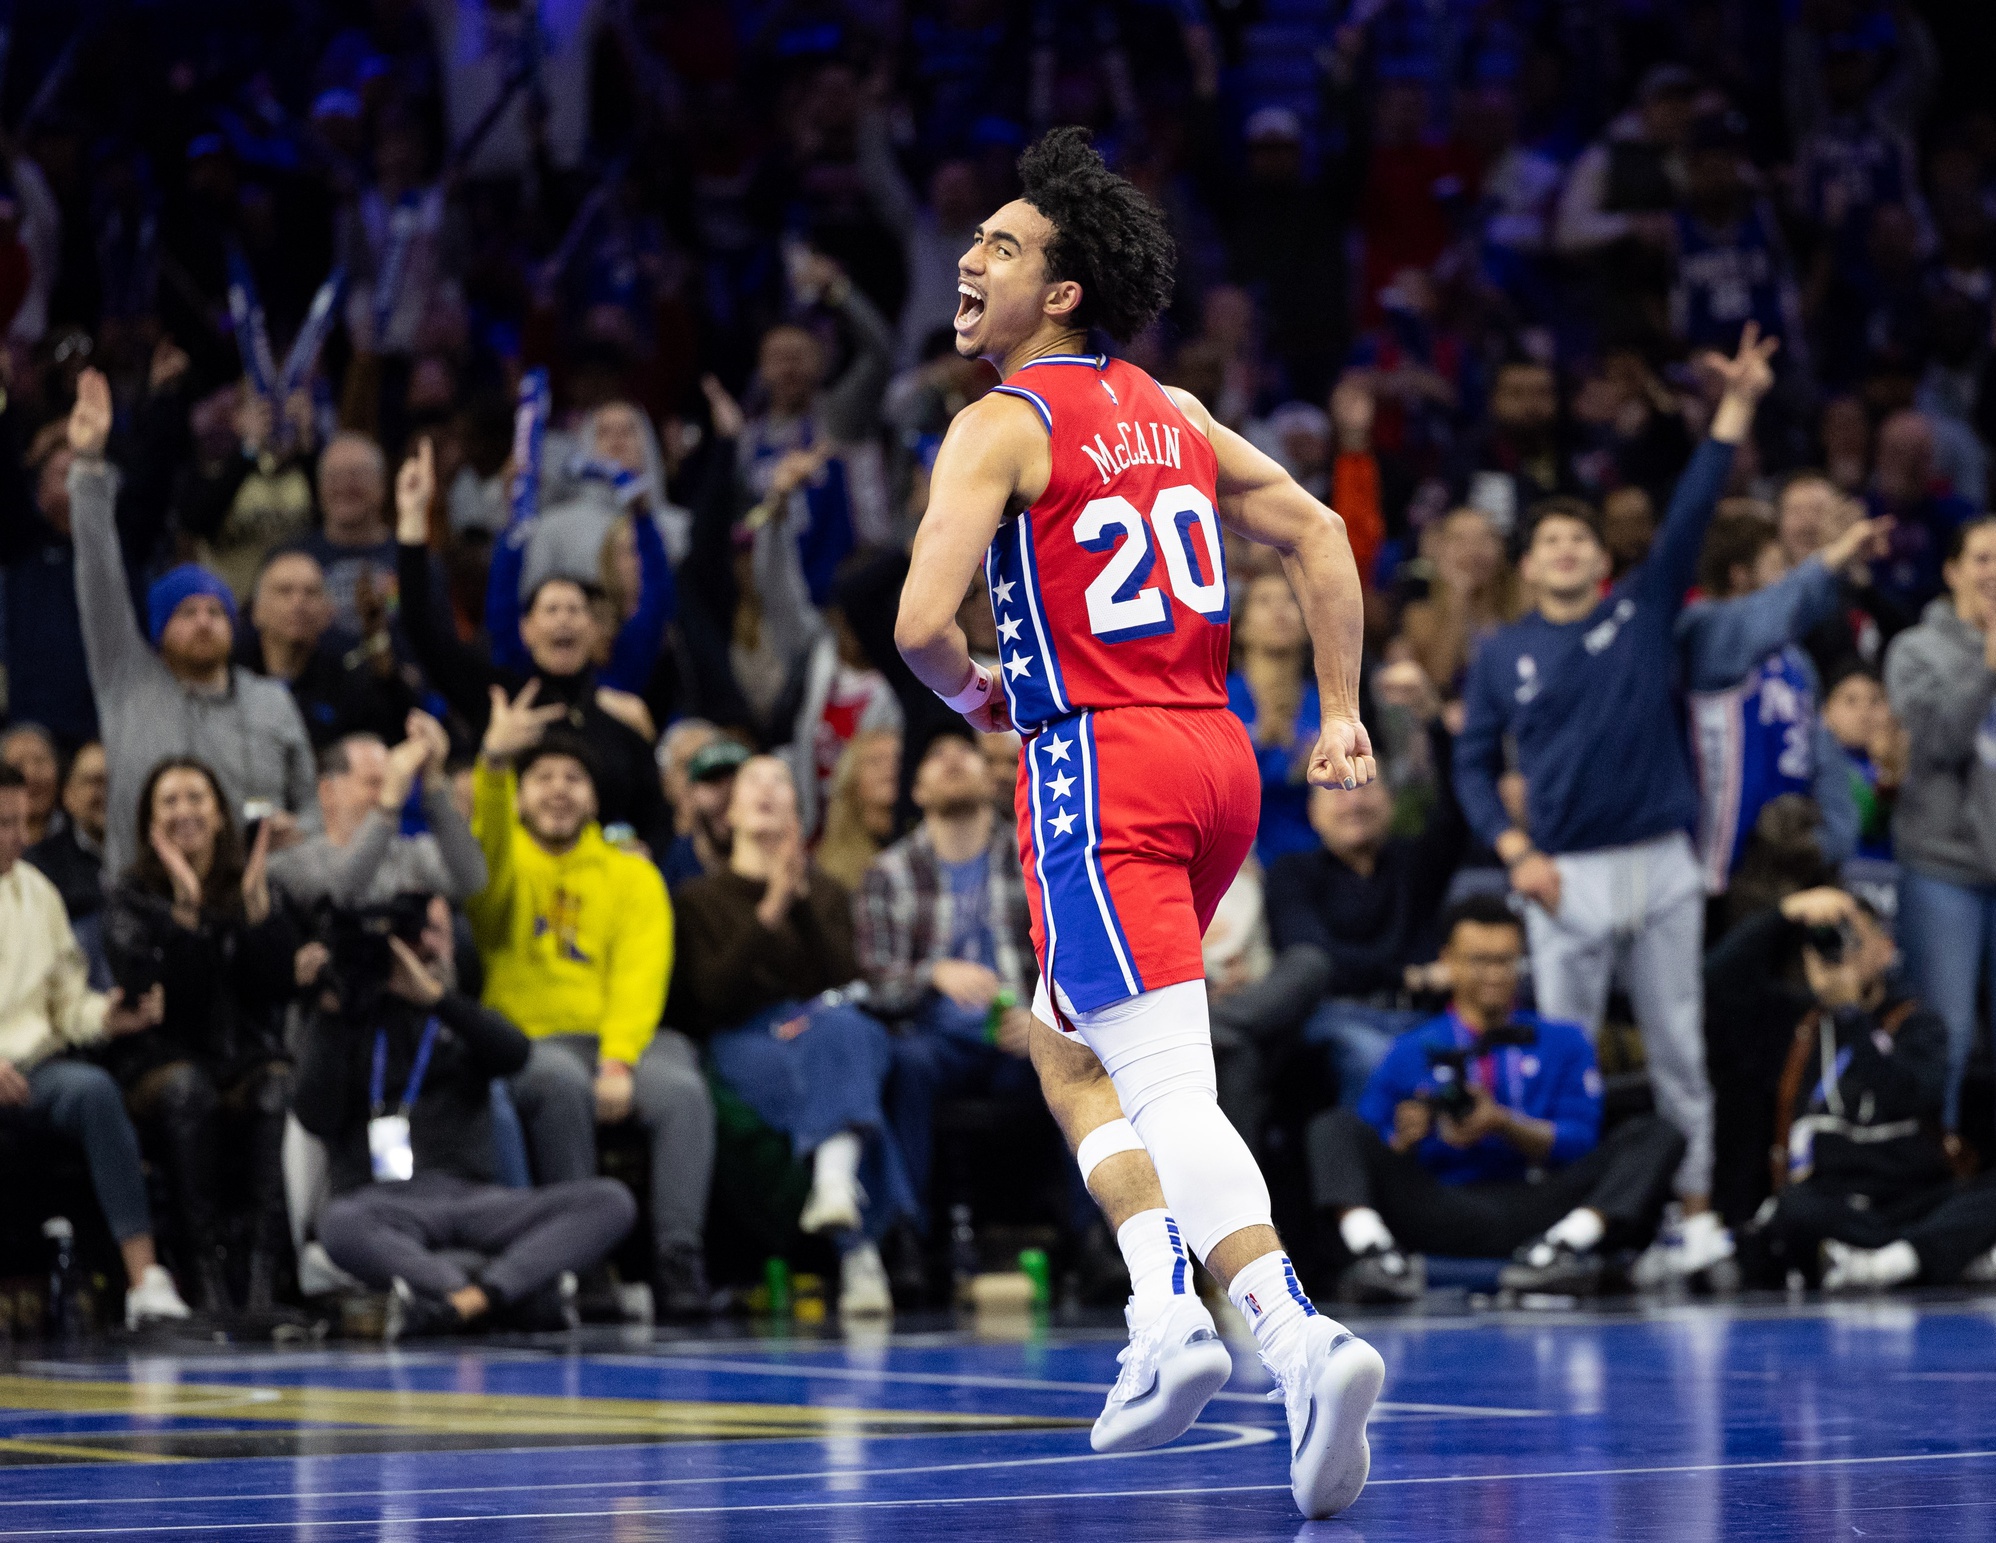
left=1166, top=386, right=1376, bottom=790
left=895, top=392, right=1046, bottom=731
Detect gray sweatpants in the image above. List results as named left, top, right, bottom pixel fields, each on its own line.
left=509, top=1031, right=715, bottom=1256
left=1523, top=831, right=1712, bottom=1198
left=318, top=1171, right=635, bottom=1303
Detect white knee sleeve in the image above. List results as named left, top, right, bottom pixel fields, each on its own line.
left=1073, top=981, right=1272, bottom=1261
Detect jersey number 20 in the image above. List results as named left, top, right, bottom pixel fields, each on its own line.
left=1075, top=485, right=1229, bottom=642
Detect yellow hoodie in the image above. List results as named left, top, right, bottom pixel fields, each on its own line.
left=467, top=762, right=671, bottom=1066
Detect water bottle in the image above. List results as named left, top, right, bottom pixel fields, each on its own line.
left=43, top=1218, right=77, bottom=1340
left=983, top=988, right=1018, bottom=1046
left=949, top=1203, right=978, bottom=1300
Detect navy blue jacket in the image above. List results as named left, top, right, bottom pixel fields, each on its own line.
left=1455, top=439, right=1734, bottom=855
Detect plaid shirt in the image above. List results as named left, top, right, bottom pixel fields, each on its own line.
left=854, top=819, right=1036, bottom=1019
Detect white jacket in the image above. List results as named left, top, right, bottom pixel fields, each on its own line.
left=0, top=861, right=107, bottom=1070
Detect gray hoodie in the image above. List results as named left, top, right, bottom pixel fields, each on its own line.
left=1883, top=596, right=1996, bottom=886
left=69, top=459, right=320, bottom=880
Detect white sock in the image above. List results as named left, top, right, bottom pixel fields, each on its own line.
left=1226, top=1250, right=1324, bottom=1380
left=1339, top=1207, right=1394, bottom=1257
left=1545, top=1207, right=1605, bottom=1255
left=1117, top=1209, right=1189, bottom=1323
left=811, top=1131, right=862, bottom=1198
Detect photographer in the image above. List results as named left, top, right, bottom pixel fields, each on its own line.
left=1305, top=896, right=1684, bottom=1301
left=268, top=713, right=486, bottom=912
left=100, top=757, right=302, bottom=1315
left=295, top=900, right=635, bottom=1338
left=1736, top=888, right=1996, bottom=1290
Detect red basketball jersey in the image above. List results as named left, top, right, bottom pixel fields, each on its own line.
left=984, top=354, right=1231, bottom=734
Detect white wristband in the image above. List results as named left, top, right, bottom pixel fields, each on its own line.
left=937, top=662, right=997, bottom=715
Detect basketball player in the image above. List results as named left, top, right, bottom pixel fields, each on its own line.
left=896, top=129, right=1384, bottom=1520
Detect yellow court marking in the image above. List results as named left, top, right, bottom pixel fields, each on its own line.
left=0, top=1376, right=1081, bottom=1441
left=0, top=1438, right=189, bottom=1465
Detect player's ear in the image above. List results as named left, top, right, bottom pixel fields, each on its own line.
left=1043, top=279, right=1083, bottom=325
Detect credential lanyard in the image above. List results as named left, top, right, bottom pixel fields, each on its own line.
left=371, top=1018, right=442, bottom=1118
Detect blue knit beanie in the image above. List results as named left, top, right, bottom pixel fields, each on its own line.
left=146, top=564, right=239, bottom=646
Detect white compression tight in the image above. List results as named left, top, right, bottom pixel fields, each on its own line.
left=1067, top=979, right=1272, bottom=1261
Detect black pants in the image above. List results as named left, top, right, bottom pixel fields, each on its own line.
left=1747, top=1173, right=1996, bottom=1285
left=1305, top=1106, right=1685, bottom=1263
left=1211, top=945, right=1333, bottom=1149
left=126, top=1058, right=292, bottom=1263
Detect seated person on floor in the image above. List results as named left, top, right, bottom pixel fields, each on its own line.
left=465, top=686, right=716, bottom=1318
left=0, top=762, right=189, bottom=1328
left=671, top=754, right=913, bottom=1319
left=294, top=894, right=635, bottom=1339
left=1740, top=887, right=1996, bottom=1291
left=1306, top=895, right=1684, bottom=1301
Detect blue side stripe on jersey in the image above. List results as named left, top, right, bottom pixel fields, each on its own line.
left=1024, top=729, right=1063, bottom=1005
left=986, top=522, right=1061, bottom=729
left=1013, top=512, right=1069, bottom=721
left=990, top=384, right=1052, bottom=434
left=1027, top=715, right=1139, bottom=1012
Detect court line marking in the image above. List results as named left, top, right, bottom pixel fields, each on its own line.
left=0, top=1441, right=187, bottom=1467
left=0, top=1423, right=1275, bottom=1508
left=5, top=1445, right=1996, bottom=1534
left=592, top=1353, right=1550, bottom=1418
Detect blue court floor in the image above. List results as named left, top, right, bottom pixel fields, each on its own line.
left=3, top=1294, right=1995, bottom=1540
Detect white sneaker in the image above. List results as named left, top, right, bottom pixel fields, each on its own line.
left=1964, top=1246, right=1996, bottom=1284
left=838, top=1242, right=893, bottom=1317
left=298, top=1241, right=366, bottom=1298
left=1274, top=1317, right=1385, bottom=1520
left=125, top=1264, right=192, bottom=1329
left=800, top=1177, right=865, bottom=1236
left=1633, top=1208, right=1735, bottom=1287
left=1821, top=1240, right=1863, bottom=1293
left=1090, top=1295, right=1234, bottom=1453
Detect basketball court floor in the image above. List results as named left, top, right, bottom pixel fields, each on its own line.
left=2, top=1294, right=1993, bottom=1540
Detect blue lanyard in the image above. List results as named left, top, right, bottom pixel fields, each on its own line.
left=1443, top=1009, right=1523, bottom=1107
left=371, top=1018, right=442, bottom=1118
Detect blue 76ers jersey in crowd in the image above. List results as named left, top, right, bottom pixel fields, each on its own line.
left=1690, top=645, right=1818, bottom=891
left=983, top=354, right=1232, bottom=734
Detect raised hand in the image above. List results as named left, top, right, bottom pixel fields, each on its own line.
left=380, top=733, right=431, bottom=812
left=150, top=829, right=206, bottom=921
left=241, top=818, right=274, bottom=926
left=1700, top=322, right=1780, bottom=405
left=404, top=709, right=451, bottom=781
left=68, top=368, right=112, bottom=459
left=481, top=680, right=567, bottom=763
left=396, top=436, right=436, bottom=545
left=700, top=374, right=746, bottom=441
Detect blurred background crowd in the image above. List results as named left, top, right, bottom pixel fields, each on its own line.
left=6, top=0, right=1996, bottom=1335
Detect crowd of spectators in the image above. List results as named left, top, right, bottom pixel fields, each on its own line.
left=7, top=0, right=1996, bottom=1330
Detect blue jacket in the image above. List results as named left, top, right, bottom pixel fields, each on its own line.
left=1456, top=439, right=1733, bottom=856
left=1227, top=674, right=1321, bottom=866
left=1358, top=1009, right=1603, bottom=1187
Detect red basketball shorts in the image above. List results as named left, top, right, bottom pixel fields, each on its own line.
left=1015, top=704, right=1260, bottom=1019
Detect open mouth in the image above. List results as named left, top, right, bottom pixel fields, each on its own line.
left=955, top=281, right=986, bottom=334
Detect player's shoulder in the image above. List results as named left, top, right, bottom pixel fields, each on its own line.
left=946, top=386, right=1051, bottom=447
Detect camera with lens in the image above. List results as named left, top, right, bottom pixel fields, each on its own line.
left=316, top=893, right=435, bottom=1018
left=1804, top=920, right=1856, bottom=965
left=1423, top=1020, right=1539, bottom=1123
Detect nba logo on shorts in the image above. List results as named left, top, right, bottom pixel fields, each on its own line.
left=1244, top=1291, right=1262, bottom=1317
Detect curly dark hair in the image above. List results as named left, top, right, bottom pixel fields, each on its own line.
left=1016, top=127, right=1175, bottom=342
